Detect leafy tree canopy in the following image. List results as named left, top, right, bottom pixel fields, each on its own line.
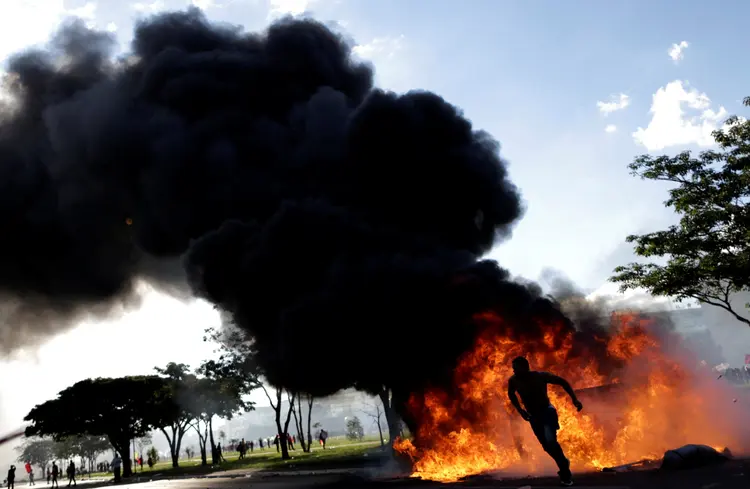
left=611, top=97, right=750, bottom=326
left=345, top=416, right=364, bottom=441
left=16, top=438, right=55, bottom=467
left=153, top=363, right=197, bottom=422
left=192, top=357, right=259, bottom=420
left=23, top=376, right=174, bottom=468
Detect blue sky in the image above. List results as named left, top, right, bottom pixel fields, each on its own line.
left=1, top=0, right=749, bottom=456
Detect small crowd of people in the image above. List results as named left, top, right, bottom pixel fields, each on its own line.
left=7, top=428, right=334, bottom=489
left=6, top=460, right=80, bottom=489
left=230, top=429, right=329, bottom=458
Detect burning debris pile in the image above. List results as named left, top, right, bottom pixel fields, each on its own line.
left=0, top=7, right=747, bottom=481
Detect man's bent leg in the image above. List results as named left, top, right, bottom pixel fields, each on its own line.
left=530, top=421, right=571, bottom=479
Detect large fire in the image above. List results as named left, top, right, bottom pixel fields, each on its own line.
left=394, top=311, right=745, bottom=482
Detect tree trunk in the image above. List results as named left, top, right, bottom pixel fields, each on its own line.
left=379, top=388, right=403, bottom=447
left=283, top=392, right=295, bottom=456
left=111, top=438, right=132, bottom=478
left=160, top=427, right=179, bottom=468
left=174, top=427, right=186, bottom=469
left=291, top=393, right=308, bottom=453
left=274, top=392, right=290, bottom=460
left=209, top=417, right=219, bottom=465
left=192, top=420, right=208, bottom=466
left=306, top=395, right=314, bottom=451
left=376, top=412, right=385, bottom=448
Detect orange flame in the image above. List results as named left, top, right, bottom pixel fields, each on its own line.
left=394, top=311, right=745, bottom=482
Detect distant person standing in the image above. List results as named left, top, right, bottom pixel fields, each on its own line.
left=319, top=429, right=328, bottom=449
left=65, top=462, right=75, bottom=487
left=258, top=438, right=264, bottom=450
left=23, top=463, right=33, bottom=486
left=110, top=455, right=121, bottom=484
left=50, top=463, right=58, bottom=489
left=7, top=465, right=16, bottom=489
left=249, top=440, right=254, bottom=453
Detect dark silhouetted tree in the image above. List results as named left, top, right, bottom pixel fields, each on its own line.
left=291, top=392, right=315, bottom=452
left=194, top=358, right=257, bottom=465
left=611, top=98, right=750, bottom=326
left=154, top=362, right=196, bottom=468
left=345, top=416, right=364, bottom=441
left=203, top=326, right=286, bottom=458
left=15, top=438, right=55, bottom=477
left=259, top=385, right=295, bottom=460
left=69, top=435, right=110, bottom=475
left=24, top=376, right=172, bottom=478
left=362, top=401, right=386, bottom=448
left=146, top=446, right=159, bottom=465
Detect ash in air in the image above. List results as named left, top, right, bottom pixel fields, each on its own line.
left=1, top=7, right=599, bottom=403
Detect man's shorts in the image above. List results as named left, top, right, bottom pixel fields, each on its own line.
left=529, top=405, right=560, bottom=444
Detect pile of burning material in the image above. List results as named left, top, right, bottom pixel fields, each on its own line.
left=394, top=311, right=748, bottom=483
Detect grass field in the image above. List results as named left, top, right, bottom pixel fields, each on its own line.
left=85, top=436, right=386, bottom=479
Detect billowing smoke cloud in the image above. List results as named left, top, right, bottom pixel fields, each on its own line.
left=0, top=7, right=602, bottom=406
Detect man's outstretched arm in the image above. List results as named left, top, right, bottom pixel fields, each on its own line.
left=507, top=379, right=531, bottom=420
left=547, top=374, right=583, bottom=411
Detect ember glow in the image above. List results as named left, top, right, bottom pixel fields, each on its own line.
left=394, top=311, right=743, bottom=482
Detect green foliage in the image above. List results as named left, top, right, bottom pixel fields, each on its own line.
left=146, top=446, right=159, bottom=464
left=153, top=363, right=196, bottom=428
left=345, top=416, right=364, bottom=441
left=74, top=435, right=111, bottom=461
left=52, top=437, right=76, bottom=460
left=23, top=375, right=175, bottom=478
left=15, top=438, right=55, bottom=469
left=193, top=357, right=258, bottom=421
left=611, top=97, right=750, bottom=326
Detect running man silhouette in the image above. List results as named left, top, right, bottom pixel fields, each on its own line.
left=507, top=356, right=583, bottom=487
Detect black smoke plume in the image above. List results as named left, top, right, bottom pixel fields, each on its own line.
left=0, top=8, right=592, bottom=404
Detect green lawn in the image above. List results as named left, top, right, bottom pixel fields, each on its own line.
left=86, top=436, right=386, bottom=479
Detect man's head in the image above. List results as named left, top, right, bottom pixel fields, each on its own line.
left=512, top=356, right=530, bottom=376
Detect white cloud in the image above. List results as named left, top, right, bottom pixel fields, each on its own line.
left=604, top=124, right=617, bottom=133
left=132, top=0, right=165, bottom=13
left=269, top=0, right=312, bottom=16
left=106, top=22, right=118, bottom=33
left=67, top=1, right=97, bottom=27
left=0, top=1, right=78, bottom=63
left=633, top=80, right=729, bottom=152
left=352, top=35, right=405, bottom=62
left=597, top=93, right=630, bottom=115
left=668, top=41, right=689, bottom=63
left=351, top=35, right=409, bottom=90
left=191, top=0, right=216, bottom=9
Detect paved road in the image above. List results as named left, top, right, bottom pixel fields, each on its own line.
left=64, top=458, right=749, bottom=489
